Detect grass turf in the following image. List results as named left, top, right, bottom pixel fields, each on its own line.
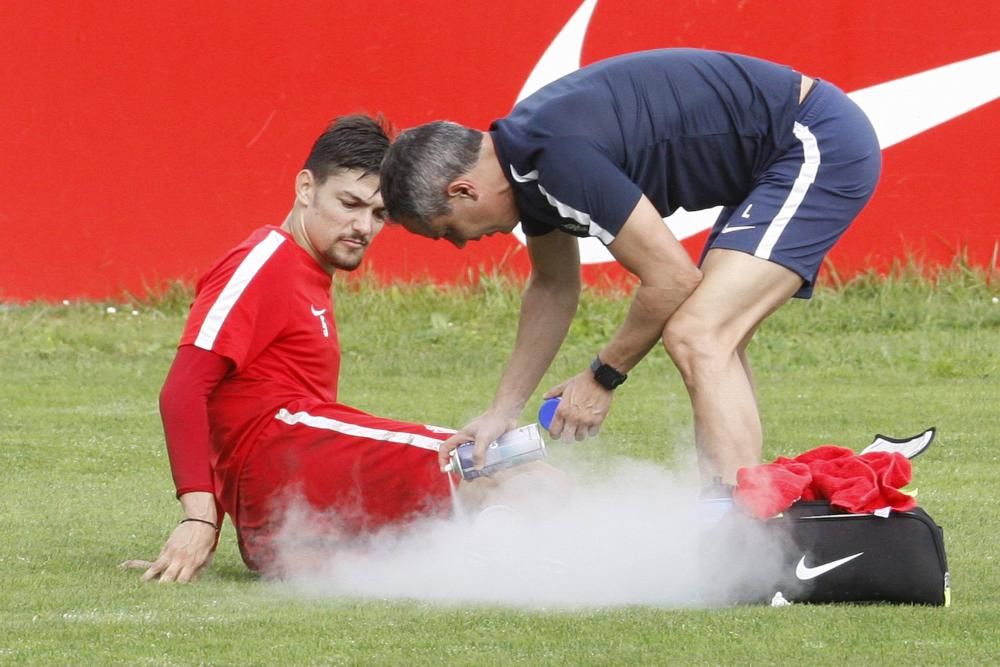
left=1, top=269, right=998, bottom=665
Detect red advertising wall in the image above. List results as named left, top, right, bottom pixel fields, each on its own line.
left=1, top=0, right=998, bottom=302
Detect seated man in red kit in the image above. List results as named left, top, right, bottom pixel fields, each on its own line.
left=126, top=115, right=490, bottom=581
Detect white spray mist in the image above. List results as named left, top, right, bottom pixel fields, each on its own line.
left=275, top=452, right=792, bottom=609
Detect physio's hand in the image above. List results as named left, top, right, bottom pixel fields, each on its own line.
left=542, top=372, right=612, bottom=441
left=122, top=520, right=217, bottom=583
left=438, top=410, right=518, bottom=470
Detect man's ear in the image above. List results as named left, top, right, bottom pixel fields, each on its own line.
left=295, top=170, right=315, bottom=206
left=446, top=178, right=478, bottom=202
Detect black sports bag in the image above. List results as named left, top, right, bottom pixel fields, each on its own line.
left=770, top=501, right=949, bottom=605
left=763, top=501, right=950, bottom=605
left=701, top=500, right=950, bottom=606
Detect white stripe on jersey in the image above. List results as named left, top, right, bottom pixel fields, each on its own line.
left=194, top=230, right=286, bottom=351
left=274, top=408, right=445, bottom=452
left=755, top=121, right=821, bottom=260
left=510, top=165, right=616, bottom=245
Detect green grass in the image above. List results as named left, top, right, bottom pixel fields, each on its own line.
left=2, top=270, right=999, bottom=666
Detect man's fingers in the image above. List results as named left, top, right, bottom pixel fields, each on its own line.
left=438, top=433, right=466, bottom=468
left=549, top=414, right=565, bottom=440
left=142, top=554, right=206, bottom=584
left=473, top=433, right=497, bottom=469
left=133, top=521, right=217, bottom=584
left=542, top=384, right=567, bottom=400
left=120, top=559, right=154, bottom=570
left=466, top=430, right=498, bottom=468
left=157, top=561, right=183, bottom=583
left=140, top=559, right=166, bottom=582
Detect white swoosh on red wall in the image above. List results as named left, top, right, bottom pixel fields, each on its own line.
left=511, top=0, right=1000, bottom=265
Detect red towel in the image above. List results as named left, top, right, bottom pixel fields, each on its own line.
left=734, top=445, right=917, bottom=519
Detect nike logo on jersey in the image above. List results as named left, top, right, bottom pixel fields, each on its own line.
left=795, top=552, right=864, bottom=580
left=721, top=225, right=754, bottom=234
left=311, top=304, right=329, bottom=338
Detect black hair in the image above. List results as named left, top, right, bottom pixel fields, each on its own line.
left=303, top=113, right=392, bottom=183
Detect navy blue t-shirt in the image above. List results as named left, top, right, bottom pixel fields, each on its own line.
left=489, top=48, right=802, bottom=244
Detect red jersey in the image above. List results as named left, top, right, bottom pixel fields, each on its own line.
left=179, top=225, right=338, bottom=509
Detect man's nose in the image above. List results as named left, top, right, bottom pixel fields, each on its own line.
left=353, top=211, right=375, bottom=235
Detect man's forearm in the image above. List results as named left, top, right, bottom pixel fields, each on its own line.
left=598, top=193, right=703, bottom=374
left=160, top=345, right=231, bottom=496
left=599, top=278, right=700, bottom=373
left=491, top=274, right=580, bottom=416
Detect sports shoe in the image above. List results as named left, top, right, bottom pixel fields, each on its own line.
left=700, top=477, right=735, bottom=528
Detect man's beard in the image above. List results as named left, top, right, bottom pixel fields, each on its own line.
left=328, top=245, right=364, bottom=271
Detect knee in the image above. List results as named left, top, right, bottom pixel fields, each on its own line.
left=662, top=314, right=731, bottom=382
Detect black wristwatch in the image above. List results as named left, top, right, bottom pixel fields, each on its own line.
left=590, top=356, right=627, bottom=390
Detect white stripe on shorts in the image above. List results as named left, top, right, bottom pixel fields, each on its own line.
left=274, top=408, right=444, bottom=452
left=194, top=230, right=286, bottom=350
left=755, top=121, right=821, bottom=261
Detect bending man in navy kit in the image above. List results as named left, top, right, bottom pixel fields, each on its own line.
left=380, top=48, right=881, bottom=485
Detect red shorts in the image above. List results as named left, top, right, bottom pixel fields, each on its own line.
left=232, top=402, right=454, bottom=572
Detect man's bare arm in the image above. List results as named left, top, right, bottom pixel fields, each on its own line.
left=437, top=230, right=581, bottom=467
left=599, top=194, right=701, bottom=372
left=544, top=194, right=701, bottom=440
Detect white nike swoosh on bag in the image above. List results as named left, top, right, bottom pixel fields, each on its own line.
left=795, top=552, right=864, bottom=580
left=721, top=225, right=754, bottom=234
left=509, top=0, right=1000, bottom=265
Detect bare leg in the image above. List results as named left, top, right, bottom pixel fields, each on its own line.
left=662, top=249, right=802, bottom=483
left=738, top=323, right=762, bottom=414
left=456, top=461, right=570, bottom=512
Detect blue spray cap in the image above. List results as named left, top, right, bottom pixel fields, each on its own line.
left=538, top=396, right=561, bottom=431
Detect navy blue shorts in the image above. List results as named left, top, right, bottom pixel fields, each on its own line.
left=699, top=80, right=882, bottom=298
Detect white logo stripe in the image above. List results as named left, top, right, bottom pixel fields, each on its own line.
left=514, top=0, right=598, bottom=104
left=274, top=408, right=445, bottom=452
left=510, top=167, right=540, bottom=182
left=850, top=50, right=1000, bottom=150
left=538, top=183, right=616, bottom=244
left=194, top=230, right=285, bottom=350
left=755, top=122, right=820, bottom=260
left=511, top=165, right=616, bottom=244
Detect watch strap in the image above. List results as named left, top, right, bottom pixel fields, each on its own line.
left=590, top=356, right=627, bottom=390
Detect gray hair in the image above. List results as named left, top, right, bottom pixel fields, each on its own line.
left=380, top=121, right=483, bottom=232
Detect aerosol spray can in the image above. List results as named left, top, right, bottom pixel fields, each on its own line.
left=443, top=423, right=547, bottom=480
